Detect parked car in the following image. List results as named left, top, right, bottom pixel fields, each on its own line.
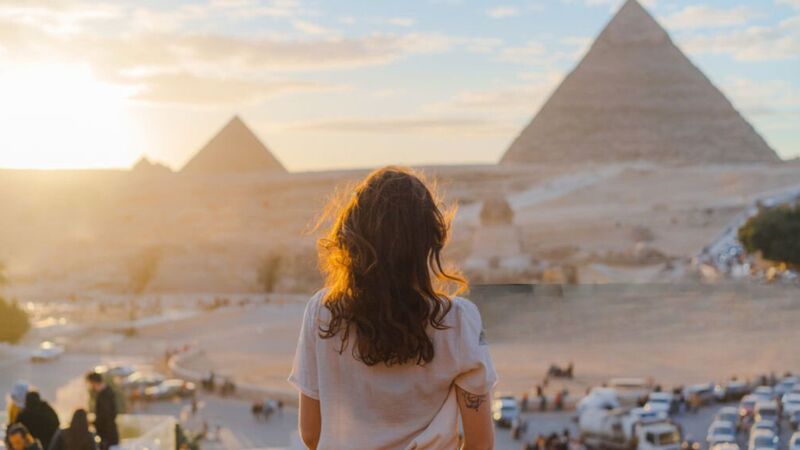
left=751, top=420, right=778, bottom=436
left=755, top=401, right=780, bottom=428
left=748, top=430, right=778, bottom=450
left=143, top=379, right=196, bottom=400
left=716, top=381, right=750, bottom=402
left=782, top=393, right=800, bottom=417
left=753, top=387, right=775, bottom=402
left=714, top=407, right=741, bottom=431
left=645, top=392, right=678, bottom=415
left=684, top=383, right=715, bottom=407
left=95, top=364, right=136, bottom=379
left=740, top=395, right=758, bottom=425
left=776, top=378, right=798, bottom=397
left=707, top=420, right=737, bottom=446
left=492, top=396, right=520, bottom=428
left=30, top=341, right=65, bottom=363
left=121, top=371, right=165, bottom=396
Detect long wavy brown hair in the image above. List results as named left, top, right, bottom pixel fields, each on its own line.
left=316, top=166, right=467, bottom=366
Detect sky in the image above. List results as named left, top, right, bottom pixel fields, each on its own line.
left=0, top=0, right=797, bottom=172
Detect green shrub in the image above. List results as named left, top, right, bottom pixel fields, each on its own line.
left=0, top=297, right=30, bottom=344
left=738, top=203, right=800, bottom=265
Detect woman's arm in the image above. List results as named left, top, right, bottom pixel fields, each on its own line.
left=298, top=393, right=321, bottom=449
left=456, top=385, right=494, bottom=450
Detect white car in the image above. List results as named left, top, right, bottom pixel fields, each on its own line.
left=645, top=392, right=675, bottom=415
left=783, top=393, right=800, bottom=416
left=748, top=430, right=778, bottom=450
left=751, top=420, right=778, bottom=435
left=753, top=386, right=775, bottom=402
left=30, top=341, right=65, bottom=362
left=755, top=401, right=780, bottom=425
left=492, top=396, right=519, bottom=428
left=789, top=433, right=800, bottom=450
left=715, top=407, right=741, bottom=430
left=707, top=420, right=737, bottom=446
left=776, top=378, right=798, bottom=397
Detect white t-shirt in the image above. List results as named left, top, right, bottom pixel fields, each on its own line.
left=288, top=291, right=498, bottom=450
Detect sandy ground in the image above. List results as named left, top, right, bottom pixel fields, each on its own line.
left=112, top=282, right=800, bottom=400
left=2, top=162, right=799, bottom=291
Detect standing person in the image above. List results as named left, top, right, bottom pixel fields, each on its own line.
left=289, top=167, right=497, bottom=450
left=85, top=373, right=118, bottom=450
left=15, top=392, right=59, bottom=450
left=48, top=409, right=98, bottom=450
left=6, top=423, right=43, bottom=450
left=6, top=381, right=29, bottom=425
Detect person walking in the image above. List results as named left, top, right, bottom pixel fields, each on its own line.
left=85, top=373, right=118, bottom=450
left=15, top=392, right=59, bottom=450
left=48, top=409, right=98, bottom=450
left=289, top=167, right=497, bottom=450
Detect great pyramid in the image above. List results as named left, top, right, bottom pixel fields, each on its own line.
left=501, top=0, right=779, bottom=165
left=181, top=116, right=286, bottom=174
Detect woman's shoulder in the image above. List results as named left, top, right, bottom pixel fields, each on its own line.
left=446, top=296, right=482, bottom=326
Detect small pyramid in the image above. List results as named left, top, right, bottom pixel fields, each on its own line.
left=131, top=156, right=172, bottom=175
left=181, top=116, right=286, bottom=174
left=501, top=0, right=779, bottom=165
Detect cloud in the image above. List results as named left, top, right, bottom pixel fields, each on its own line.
left=292, top=20, right=331, bottom=35
left=130, top=73, right=339, bottom=106
left=497, top=41, right=547, bottom=64
left=776, top=0, right=800, bottom=9
left=487, top=6, right=519, bottom=19
left=426, top=71, right=563, bottom=115
left=662, top=5, right=757, bottom=30
left=680, top=14, right=800, bottom=61
left=723, top=77, right=800, bottom=117
left=283, top=116, right=514, bottom=136
left=386, top=17, right=416, bottom=27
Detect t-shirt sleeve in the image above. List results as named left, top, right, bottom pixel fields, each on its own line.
left=288, top=292, right=322, bottom=400
left=453, top=299, right=498, bottom=395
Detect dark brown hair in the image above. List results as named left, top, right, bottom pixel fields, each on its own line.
left=317, top=166, right=466, bottom=366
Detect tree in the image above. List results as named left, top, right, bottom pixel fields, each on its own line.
left=0, top=297, right=30, bottom=344
left=738, top=203, right=800, bottom=265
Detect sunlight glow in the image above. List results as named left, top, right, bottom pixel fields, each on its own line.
left=0, top=63, right=140, bottom=169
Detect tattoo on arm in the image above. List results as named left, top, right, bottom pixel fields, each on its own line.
left=461, top=390, right=486, bottom=411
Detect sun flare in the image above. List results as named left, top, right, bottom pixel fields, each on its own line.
left=0, top=63, right=140, bottom=169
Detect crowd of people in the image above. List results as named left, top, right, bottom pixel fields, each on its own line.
left=4, top=372, right=119, bottom=450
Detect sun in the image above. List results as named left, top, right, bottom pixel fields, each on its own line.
left=0, top=63, right=140, bottom=169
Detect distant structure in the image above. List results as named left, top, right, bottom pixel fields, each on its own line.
left=131, top=157, right=172, bottom=176
left=501, top=0, right=779, bottom=165
left=464, top=196, right=531, bottom=278
left=181, top=116, right=286, bottom=174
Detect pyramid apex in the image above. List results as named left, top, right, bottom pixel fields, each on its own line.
left=181, top=116, right=286, bottom=175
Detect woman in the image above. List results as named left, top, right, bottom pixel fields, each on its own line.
left=289, top=167, right=497, bottom=450
left=48, top=409, right=98, bottom=450
left=6, top=381, right=29, bottom=425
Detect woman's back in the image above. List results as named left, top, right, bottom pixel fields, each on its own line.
left=290, top=291, right=496, bottom=450
left=289, top=167, right=497, bottom=450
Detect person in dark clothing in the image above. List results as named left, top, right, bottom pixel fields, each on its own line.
left=48, top=409, right=98, bottom=450
left=7, top=423, right=44, bottom=450
left=16, top=392, right=59, bottom=450
left=85, top=373, right=118, bottom=450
